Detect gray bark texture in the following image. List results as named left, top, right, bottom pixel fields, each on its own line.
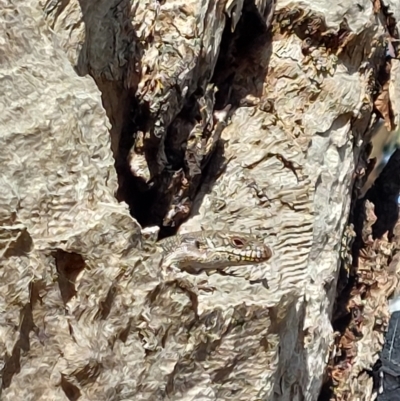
left=1, top=0, right=400, bottom=400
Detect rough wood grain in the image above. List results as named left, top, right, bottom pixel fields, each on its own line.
left=1, top=0, right=399, bottom=400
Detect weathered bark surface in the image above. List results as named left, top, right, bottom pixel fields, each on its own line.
left=1, top=0, right=399, bottom=400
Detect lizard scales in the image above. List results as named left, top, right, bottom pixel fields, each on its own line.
left=157, top=230, right=272, bottom=272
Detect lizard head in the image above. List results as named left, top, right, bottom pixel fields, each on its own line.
left=208, top=231, right=272, bottom=265
left=158, top=230, right=272, bottom=271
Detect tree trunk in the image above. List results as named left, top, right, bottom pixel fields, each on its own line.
left=1, top=0, right=399, bottom=400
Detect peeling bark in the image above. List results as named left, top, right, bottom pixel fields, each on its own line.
left=1, top=0, right=400, bottom=400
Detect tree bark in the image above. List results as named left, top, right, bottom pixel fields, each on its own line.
left=1, top=0, right=399, bottom=400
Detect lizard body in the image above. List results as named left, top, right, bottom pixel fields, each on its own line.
left=157, top=230, right=272, bottom=273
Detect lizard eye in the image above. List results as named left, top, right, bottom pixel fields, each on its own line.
left=232, top=237, right=245, bottom=248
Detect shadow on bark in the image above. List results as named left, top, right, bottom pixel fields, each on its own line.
left=74, top=0, right=274, bottom=235
left=321, top=149, right=400, bottom=400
